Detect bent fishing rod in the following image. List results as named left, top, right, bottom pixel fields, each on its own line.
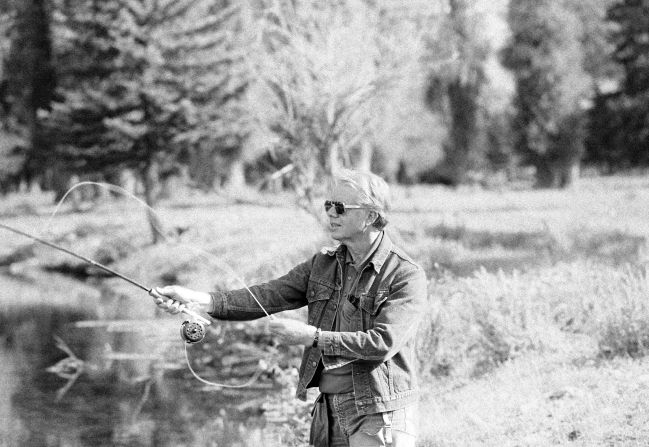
left=0, top=222, right=211, bottom=343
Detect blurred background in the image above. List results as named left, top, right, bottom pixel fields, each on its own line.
left=2, top=0, right=649, bottom=446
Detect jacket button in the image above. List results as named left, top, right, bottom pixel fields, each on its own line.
left=311, top=290, right=315, bottom=296
left=312, top=361, right=317, bottom=367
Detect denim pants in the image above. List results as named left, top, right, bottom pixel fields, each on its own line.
left=309, top=392, right=417, bottom=447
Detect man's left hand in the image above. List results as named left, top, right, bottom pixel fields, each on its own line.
left=268, top=318, right=318, bottom=346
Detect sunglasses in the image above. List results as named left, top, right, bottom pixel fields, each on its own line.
left=324, top=200, right=369, bottom=215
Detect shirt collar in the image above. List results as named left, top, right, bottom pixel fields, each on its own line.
left=326, top=231, right=392, bottom=273
left=346, top=232, right=382, bottom=266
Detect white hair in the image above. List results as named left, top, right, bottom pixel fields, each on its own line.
left=331, top=168, right=390, bottom=230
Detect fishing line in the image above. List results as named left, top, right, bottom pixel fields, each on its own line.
left=44, top=181, right=160, bottom=239
left=183, top=343, right=268, bottom=388
left=46, top=181, right=273, bottom=319
left=10, top=181, right=276, bottom=389
left=45, top=182, right=270, bottom=314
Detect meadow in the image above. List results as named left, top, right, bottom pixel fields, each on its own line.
left=2, top=174, right=649, bottom=446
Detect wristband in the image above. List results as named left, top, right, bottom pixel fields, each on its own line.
left=312, top=327, right=321, bottom=348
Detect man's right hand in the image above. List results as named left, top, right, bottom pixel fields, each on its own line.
left=150, top=285, right=212, bottom=314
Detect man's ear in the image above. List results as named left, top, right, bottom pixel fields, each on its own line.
left=366, top=210, right=377, bottom=227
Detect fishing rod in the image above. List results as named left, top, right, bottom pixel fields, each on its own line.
left=0, top=222, right=211, bottom=343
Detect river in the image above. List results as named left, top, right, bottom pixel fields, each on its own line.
left=0, top=268, right=304, bottom=447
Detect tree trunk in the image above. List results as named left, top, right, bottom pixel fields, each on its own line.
left=356, top=140, right=373, bottom=172
left=325, top=142, right=340, bottom=177
left=142, top=161, right=165, bottom=244
left=534, top=161, right=556, bottom=188
left=558, top=160, right=580, bottom=189
left=445, top=78, right=481, bottom=185
left=188, top=144, right=218, bottom=191
left=118, top=169, right=138, bottom=197
left=225, top=157, right=246, bottom=191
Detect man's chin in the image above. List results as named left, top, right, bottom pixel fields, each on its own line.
left=329, top=228, right=342, bottom=240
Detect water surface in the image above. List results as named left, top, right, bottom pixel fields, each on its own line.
left=0, top=269, right=292, bottom=447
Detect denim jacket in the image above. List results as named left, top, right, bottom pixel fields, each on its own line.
left=208, top=232, right=427, bottom=415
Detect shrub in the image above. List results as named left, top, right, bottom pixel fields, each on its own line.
left=591, top=265, right=649, bottom=358
left=417, top=268, right=562, bottom=379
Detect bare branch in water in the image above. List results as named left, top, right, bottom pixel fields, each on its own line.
left=46, top=335, right=86, bottom=401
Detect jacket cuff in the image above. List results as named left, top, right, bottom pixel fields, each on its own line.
left=320, top=330, right=338, bottom=355
left=208, top=291, right=228, bottom=318
left=319, top=331, right=354, bottom=370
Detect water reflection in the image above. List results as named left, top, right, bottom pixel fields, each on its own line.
left=1, top=290, right=285, bottom=447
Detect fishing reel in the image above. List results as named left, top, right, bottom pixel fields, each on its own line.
left=180, top=319, right=207, bottom=344
left=178, top=304, right=211, bottom=344
left=148, top=289, right=211, bottom=344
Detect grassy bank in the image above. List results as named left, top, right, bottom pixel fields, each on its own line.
left=2, top=175, right=649, bottom=445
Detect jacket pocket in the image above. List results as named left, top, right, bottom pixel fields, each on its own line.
left=306, top=279, right=334, bottom=324
left=307, top=280, right=334, bottom=303
left=359, top=289, right=389, bottom=315
left=359, top=289, right=389, bottom=329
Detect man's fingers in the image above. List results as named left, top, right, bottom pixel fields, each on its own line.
left=151, top=286, right=178, bottom=300
left=169, top=300, right=182, bottom=314
left=150, top=287, right=166, bottom=299
left=267, top=320, right=285, bottom=331
left=151, top=294, right=182, bottom=314
left=163, top=298, right=178, bottom=314
left=155, top=285, right=173, bottom=295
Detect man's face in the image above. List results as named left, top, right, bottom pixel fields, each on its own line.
left=326, top=184, right=372, bottom=243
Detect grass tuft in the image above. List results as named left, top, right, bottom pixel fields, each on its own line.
left=417, top=261, right=649, bottom=380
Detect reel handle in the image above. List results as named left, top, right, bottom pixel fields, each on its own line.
left=149, top=288, right=212, bottom=326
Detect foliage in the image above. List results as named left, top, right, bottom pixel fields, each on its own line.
left=47, top=0, right=245, bottom=170
left=245, top=0, right=380, bottom=205
left=424, top=0, right=490, bottom=185
left=244, top=0, right=433, bottom=210
left=608, top=0, right=649, bottom=99
left=417, top=260, right=649, bottom=382
left=3, top=0, right=55, bottom=118
left=0, top=0, right=55, bottom=189
left=42, top=0, right=248, bottom=241
left=502, top=0, right=594, bottom=188
left=0, top=0, right=642, bottom=193
left=586, top=0, right=649, bottom=171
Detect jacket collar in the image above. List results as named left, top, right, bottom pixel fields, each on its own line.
left=323, top=231, right=392, bottom=273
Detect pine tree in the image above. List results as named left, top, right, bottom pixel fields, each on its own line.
left=46, top=0, right=247, bottom=241
left=1, top=0, right=56, bottom=189
left=0, top=5, right=20, bottom=192
left=588, top=0, right=649, bottom=169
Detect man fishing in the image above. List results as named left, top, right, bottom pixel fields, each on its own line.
left=152, top=168, right=427, bottom=447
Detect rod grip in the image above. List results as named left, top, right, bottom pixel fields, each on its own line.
left=149, top=288, right=212, bottom=326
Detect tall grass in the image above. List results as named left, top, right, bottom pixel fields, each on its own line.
left=417, top=260, right=649, bottom=380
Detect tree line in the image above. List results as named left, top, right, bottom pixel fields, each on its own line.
left=0, top=0, right=647, bottom=204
